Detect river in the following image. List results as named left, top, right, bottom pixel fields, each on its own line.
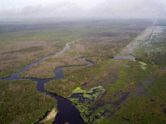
left=0, top=41, right=95, bottom=124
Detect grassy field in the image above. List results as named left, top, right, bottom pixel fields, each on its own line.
left=0, top=80, right=54, bottom=124
left=0, top=19, right=165, bottom=124
left=45, top=22, right=166, bottom=123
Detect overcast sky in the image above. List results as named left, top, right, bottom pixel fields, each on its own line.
left=0, top=0, right=166, bottom=20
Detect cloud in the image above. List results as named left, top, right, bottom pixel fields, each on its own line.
left=0, top=0, right=166, bottom=19
left=91, top=0, right=166, bottom=18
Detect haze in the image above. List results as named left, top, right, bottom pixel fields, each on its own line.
left=0, top=0, right=166, bottom=20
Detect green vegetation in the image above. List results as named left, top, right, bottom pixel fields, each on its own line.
left=0, top=80, right=54, bottom=124
left=0, top=20, right=165, bottom=124
left=69, top=86, right=106, bottom=123
left=139, top=61, right=147, bottom=70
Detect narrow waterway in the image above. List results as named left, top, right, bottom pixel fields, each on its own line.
left=0, top=42, right=72, bottom=80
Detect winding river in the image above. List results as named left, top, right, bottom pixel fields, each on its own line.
left=0, top=42, right=95, bottom=124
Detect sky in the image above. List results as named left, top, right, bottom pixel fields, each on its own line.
left=0, top=0, right=166, bottom=20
